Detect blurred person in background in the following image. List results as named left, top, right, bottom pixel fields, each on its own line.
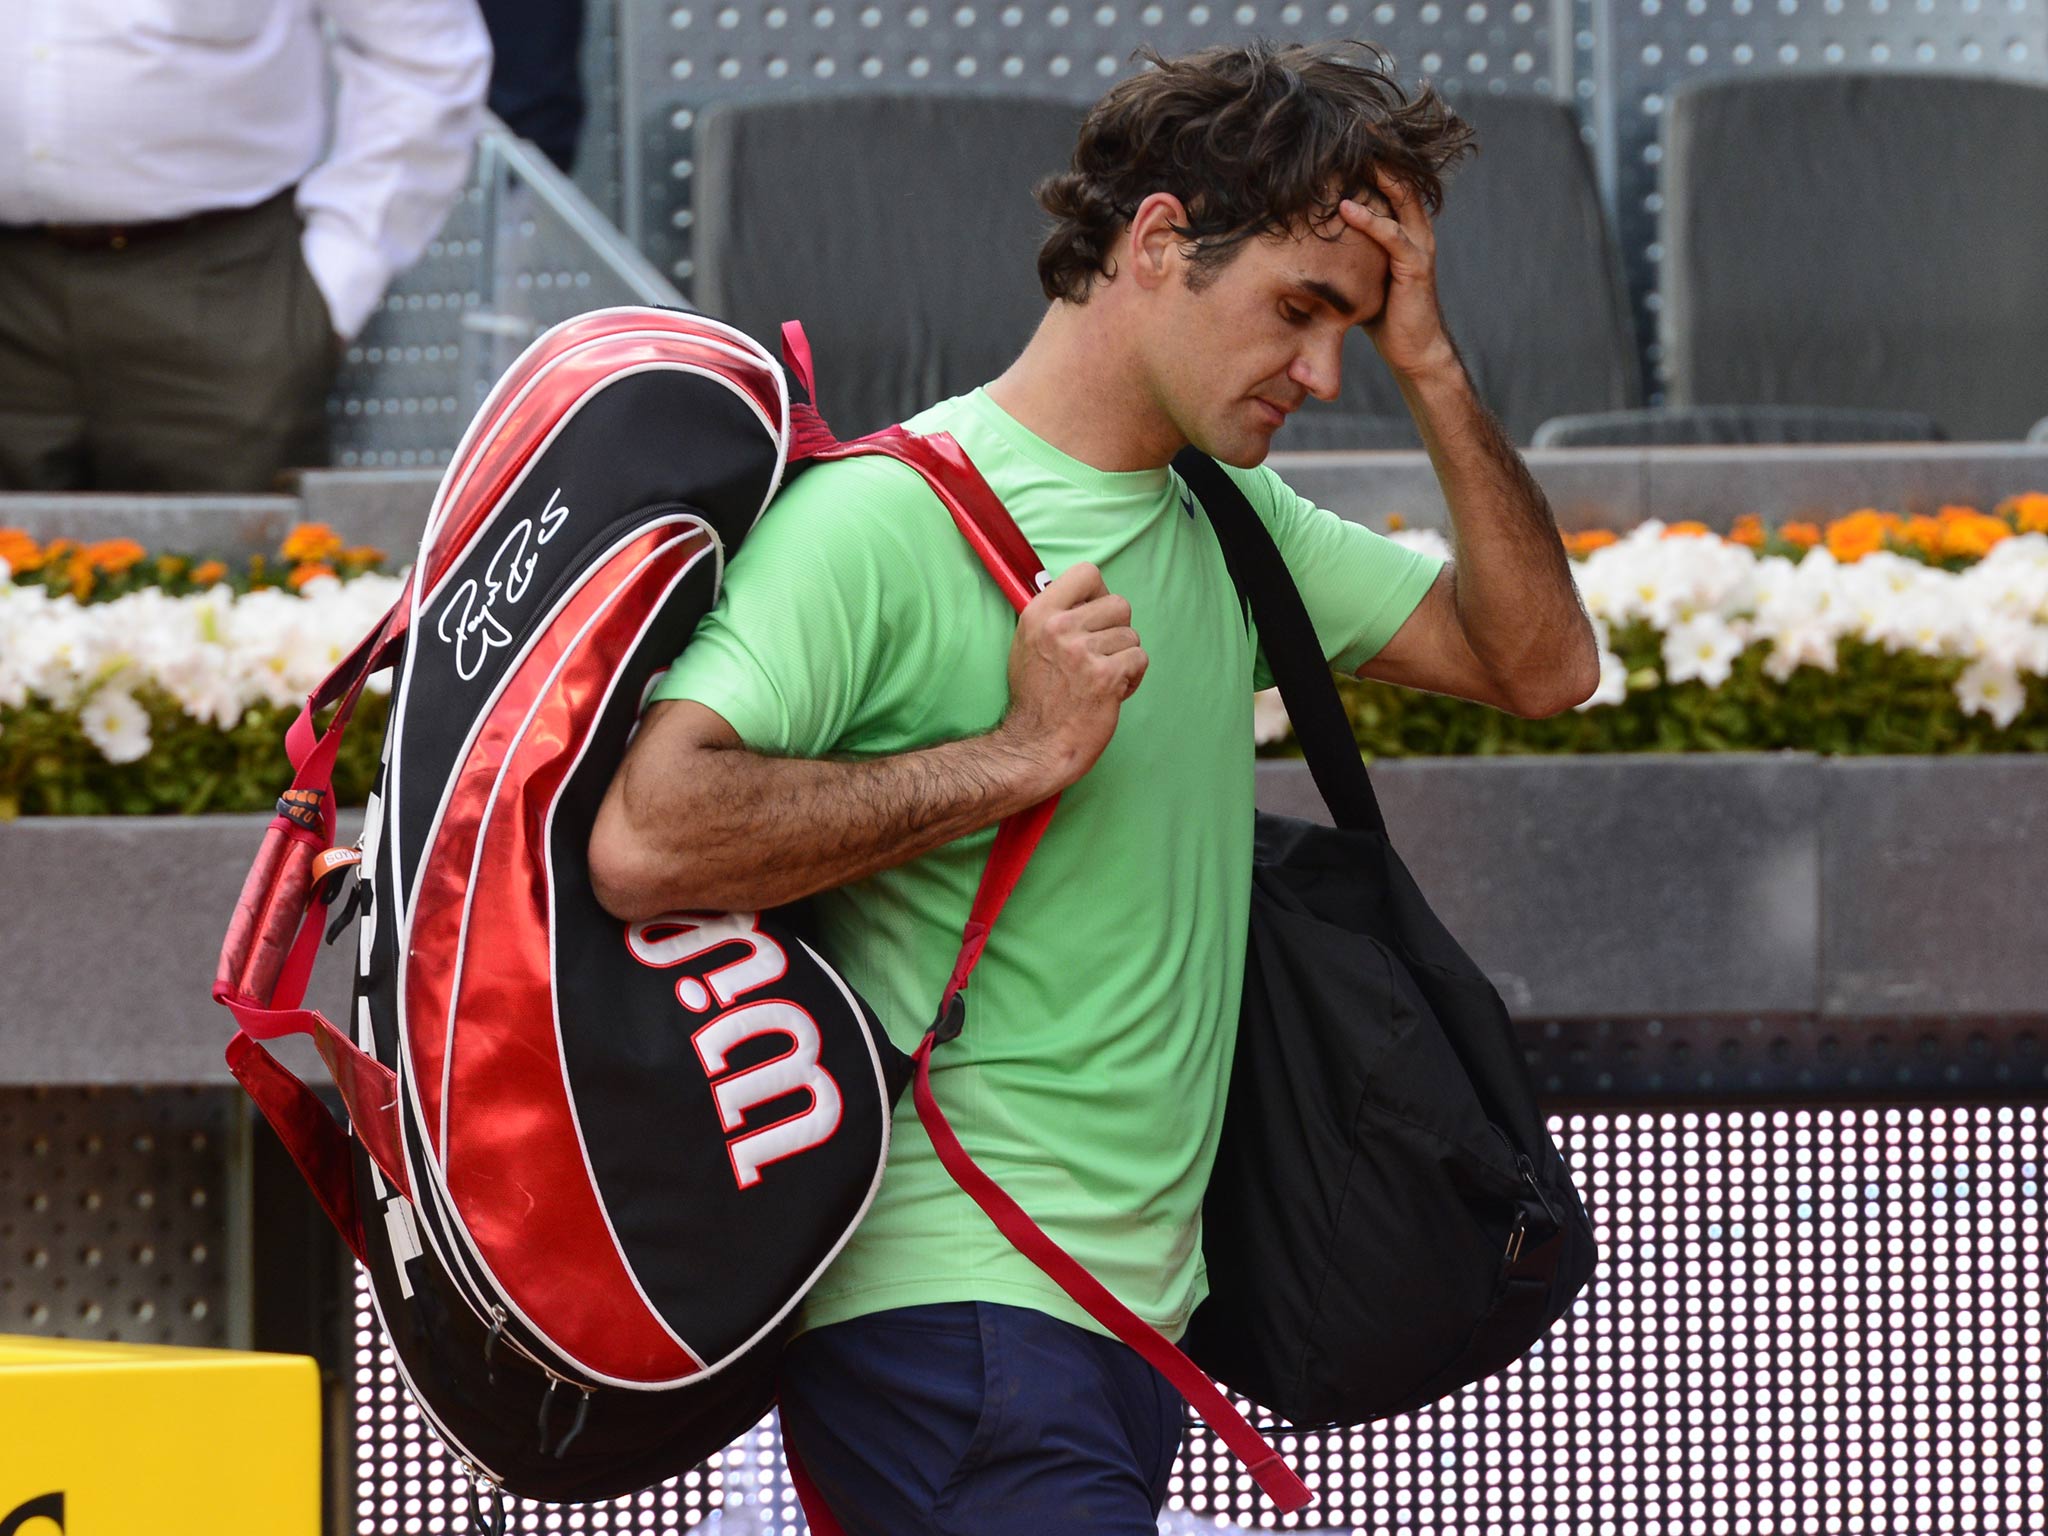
left=478, top=0, right=586, bottom=174
left=0, top=0, right=492, bottom=494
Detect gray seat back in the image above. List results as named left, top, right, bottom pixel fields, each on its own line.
left=1296, top=91, right=1641, bottom=449
left=1532, top=404, right=1946, bottom=448
left=693, top=92, right=1085, bottom=437
left=1662, top=72, right=2048, bottom=441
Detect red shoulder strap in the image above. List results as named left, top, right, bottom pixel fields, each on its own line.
left=216, top=596, right=415, bottom=1262
left=803, top=424, right=1312, bottom=1517
left=809, top=428, right=1056, bottom=1019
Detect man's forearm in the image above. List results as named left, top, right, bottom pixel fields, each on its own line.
left=1397, top=351, right=1598, bottom=711
left=600, top=728, right=1056, bottom=919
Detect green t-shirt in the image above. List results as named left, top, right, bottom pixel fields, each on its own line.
left=651, top=388, right=1441, bottom=1342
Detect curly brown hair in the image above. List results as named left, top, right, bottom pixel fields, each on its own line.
left=1035, top=40, right=1476, bottom=303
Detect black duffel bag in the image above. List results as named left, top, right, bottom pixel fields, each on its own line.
left=1174, top=450, right=1598, bottom=1428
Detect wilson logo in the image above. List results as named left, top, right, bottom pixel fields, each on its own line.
left=437, top=486, right=570, bottom=681
left=628, top=913, right=843, bottom=1190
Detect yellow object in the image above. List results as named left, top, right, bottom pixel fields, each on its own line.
left=0, top=1336, right=319, bottom=1535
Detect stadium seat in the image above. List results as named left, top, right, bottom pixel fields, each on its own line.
left=1660, top=72, right=2048, bottom=442
left=1295, top=91, right=1642, bottom=449
left=1531, top=404, right=1946, bottom=449
left=691, top=91, right=1085, bottom=437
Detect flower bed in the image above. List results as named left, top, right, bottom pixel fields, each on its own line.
left=1, top=526, right=396, bottom=816
left=1283, top=499, right=2048, bottom=758
left=5, top=501, right=2047, bottom=816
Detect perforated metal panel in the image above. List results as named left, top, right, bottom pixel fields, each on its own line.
left=328, top=188, right=485, bottom=473
left=1526, top=1015, right=2048, bottom=1101
left=1, top=1088, right=238, bottom=1348
left=349, top=1102, right=2048, bottom=1532
left=328, top=128, right=684, bottom=473
left=620, top=0, right=1569, bottom=289
left=1591, top=0, right=2048, bottom=394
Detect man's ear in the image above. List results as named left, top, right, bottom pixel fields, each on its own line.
left=1126, top=192, right=1191, bottom=293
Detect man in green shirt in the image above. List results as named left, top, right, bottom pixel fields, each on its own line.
left=590, top=38, right=1597, bottom=1535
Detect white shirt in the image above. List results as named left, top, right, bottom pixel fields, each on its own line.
left=0, top=0, right=493, bottom=341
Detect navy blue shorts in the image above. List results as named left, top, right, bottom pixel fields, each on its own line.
left=778, top=1301, right=1186, bottom=1536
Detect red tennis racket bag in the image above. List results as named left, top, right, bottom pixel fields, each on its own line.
left=215, top=308, right=915, bottom=1499
left=214, top=305, right=1311, bottom=1521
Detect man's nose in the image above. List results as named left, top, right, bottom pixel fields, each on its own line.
left=1288, top=336, right=1344, bottom=403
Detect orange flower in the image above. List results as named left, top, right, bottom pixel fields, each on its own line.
left=1386, top=513, right=1408, bottom=532
left=191, top=560, right=229, bottom=586
left=1939, top=513, right=2011, bottom=561
left=280, top=522, right=344, bottom=564
left=286, top=561, right=337, bottom=590
left=342, top=544, right=387, bottom=567
left=0, top=528, right=42, bottom=574
left=1825, top=510, right=1899, bottom=564
left=1780, top=522, right=1822, bottom=549
left=1564, top=528, right=1619, bottom=556
left=1661, top=521, right=1714, bottom=539
left=2003, top=492, right=2048, bottom=534
left=1936, top=503, right=1984, bottom=523
left=1899, top=516, right=1945, bottom=557
left=84, top=537, right=147, bottom=575
left=1728, top=514, right=1766, bottom=549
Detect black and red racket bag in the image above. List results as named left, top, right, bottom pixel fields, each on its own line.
left=215, top=308, right=913, bottom=1499
left=214, top=306, right=1312, bottom=1521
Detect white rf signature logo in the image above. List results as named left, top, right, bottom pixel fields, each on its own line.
left=437, top=487, right=570, bottom=681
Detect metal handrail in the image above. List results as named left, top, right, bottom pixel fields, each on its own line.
left=473, top=119, right=682, bottom=309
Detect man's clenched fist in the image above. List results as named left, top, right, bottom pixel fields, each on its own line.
left=996, top=562, right=1148, bottom=793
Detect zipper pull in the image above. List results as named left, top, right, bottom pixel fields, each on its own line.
left=1505, top=1208, right=1529, bottom=1264
left=1517, top=1153, right=1563, bottom=1230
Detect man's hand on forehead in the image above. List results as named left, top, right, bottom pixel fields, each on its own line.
left=1340, top=168, right=1460, bottom=382
left=1348, top=185, right=1395, bottom=220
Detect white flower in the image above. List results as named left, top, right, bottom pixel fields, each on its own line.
left=1574, top=650, right=1629, bottom=711
left=1734, top=555, right=1801, bottom=623
left=78, top=688, right=152, bottom=764
left=1761, top=621, right=1839, bottom=682
left=1978, top=530, right=2048, bottom=580
left=1662, top=615, right=1747, bottom=689
left=0, top=569, right=405, bottom=744
left=1571, top=554, right=1629, bottom=625
left=1955, top=549, right=2048, bottom=635
left=1960, top=614, right=2048, bottom=677
left=1836, top=555, right=1924, bottom=637
left=157, top=650, right=249, bottom=730
left=1251, top=688, right=1292, bottom=746
left=1388, top=528, right=1452, bottom=563
left=1670, top=538, right=1757, bottom=621
left=1954, top=658, right=2028, bottom=729
left=1614, top=549, right=1693, bottom=629
left=1869, top=590, right=1965, bottom=660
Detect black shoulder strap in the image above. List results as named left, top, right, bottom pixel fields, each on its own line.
left=1172, top=448, right=1387, bottom=837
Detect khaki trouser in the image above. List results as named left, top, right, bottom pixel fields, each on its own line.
left=0, top=189, right=338, bottom=493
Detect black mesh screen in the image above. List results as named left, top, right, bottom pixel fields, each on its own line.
left=352, top=1104, right=2047, bottom=1532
